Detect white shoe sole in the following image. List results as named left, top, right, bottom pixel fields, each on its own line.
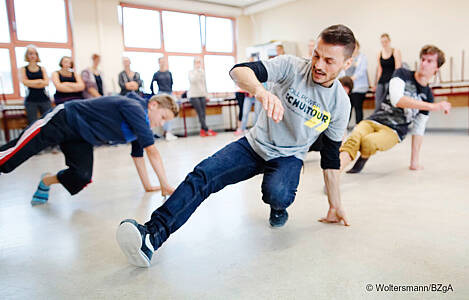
left=116, top=222, right=151, bottom=268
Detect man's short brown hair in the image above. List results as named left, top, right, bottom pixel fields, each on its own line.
left=149, top=94, right=179, bottom=117
left=420, top=45, right=445, bottom=68
left=319, top=24, right=356, bottom=59
left=339, top=76, right=354, bottom=93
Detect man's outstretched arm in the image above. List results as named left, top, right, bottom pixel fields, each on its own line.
left=389, top=77, right=451, bottom=113
left=319, top=135, right=349, bottom=226
left=321, top=169, right=349, bottom=226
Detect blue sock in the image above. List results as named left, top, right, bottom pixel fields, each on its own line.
left=31, top=179, right=50, bottom=205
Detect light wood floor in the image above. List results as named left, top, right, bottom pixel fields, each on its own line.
left=1, top=132, right=468, bottom=299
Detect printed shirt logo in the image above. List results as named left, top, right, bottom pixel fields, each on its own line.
left=304, top=107, right=331, bottom=132
left=286, top=88, right=331, bottom=132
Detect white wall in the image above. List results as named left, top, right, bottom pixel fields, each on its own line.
left=70, top=0, right=123, bottom=94
left=238, top=0, right=469, bottom=83
left=235, top=0, right=469, bottom=129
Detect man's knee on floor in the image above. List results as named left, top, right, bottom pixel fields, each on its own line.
left=262, top=183, right=295, bottom=209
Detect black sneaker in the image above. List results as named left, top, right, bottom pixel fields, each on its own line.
left=269, top=208, right=289, bottom=227
left=346, top=156, right=369, bottom=174
left=116, top=219, right=154, bottom=267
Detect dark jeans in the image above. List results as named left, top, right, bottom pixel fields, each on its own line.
left=190, top=97, right=208, bottom=131
left=0, top=106, right=93, bottom=195
left=349, top=92, right=366, bottom=125
left=145, top=137, right=303, bottom=250
left=24, top=100, right=52, bottom=125
left=375, top=83, right=389, bottom=112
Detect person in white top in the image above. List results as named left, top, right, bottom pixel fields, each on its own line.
left=188, top=57, right=217, bottom=137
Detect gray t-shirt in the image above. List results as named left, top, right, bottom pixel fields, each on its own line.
left=246, top=55, right=351, bottom=161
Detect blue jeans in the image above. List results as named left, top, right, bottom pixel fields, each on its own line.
left=241, top=97, right=261, bottom=130
left=145, top=137, right=303, bottom=250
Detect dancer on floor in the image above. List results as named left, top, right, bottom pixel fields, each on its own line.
left=0, top=93, right=179, bottom=204
left=116, top=24, right=355, bottom=267
left=340, top=45, right=451, bottom=173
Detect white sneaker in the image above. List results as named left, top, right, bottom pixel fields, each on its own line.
left=165, top=132, right=178, bottom=141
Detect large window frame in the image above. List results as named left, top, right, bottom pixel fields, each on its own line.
left=0, top=0, right=74, bottom=100
left=119, top=2, right=237, bottom=97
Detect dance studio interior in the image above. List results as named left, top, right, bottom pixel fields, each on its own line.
left=0, top=0, right=468, bottom=299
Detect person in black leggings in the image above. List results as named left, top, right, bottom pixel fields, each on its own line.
left=373, top=33, right=402, bottom=111
left=234, top=91, right=245, bottom=134
left=19, top=46, right=52, bottom=125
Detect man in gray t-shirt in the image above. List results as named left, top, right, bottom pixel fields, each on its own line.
left=247, top=54, right=350, bottom=161
left=116, top=25, right=356, bottom=268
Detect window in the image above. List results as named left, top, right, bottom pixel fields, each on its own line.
left=1, top=0, right=73, bottom=100
left=205, top=17, right=233, bottom=53
left=168, top=56, right=195, bottom=91
left=123, top=7, right=161, bottom=49
left=0, top=0, right=10, bottom=43
left=0, top=49, right=13, bottom=94
left=123, top=51, right=162, bottom=94
left=162, top=11, right=201, bottom=53
left=120, top=4, right=236, bottom=94
left=204, top=55, right=235, bottom=93
left=15, top=47, right=72, bottom=97
left=14, top=0, right=68, bottom=43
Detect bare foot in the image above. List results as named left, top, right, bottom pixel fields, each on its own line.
left=409, top=164, right=424, bottom=171
left=145, top=186, right=161, bottom=192
left=162, top=185, right=175, bottom=197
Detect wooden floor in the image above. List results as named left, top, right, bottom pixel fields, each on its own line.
left=0, top=132, right=468, bottom=299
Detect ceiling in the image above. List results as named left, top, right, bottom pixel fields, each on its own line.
left=124, top=0, right=297, bottom=16
left=189, top=0, right=266, bottom=8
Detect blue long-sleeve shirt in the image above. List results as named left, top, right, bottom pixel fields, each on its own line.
left=64, top=92, right=154, bottom=157
left=345, top=53, right=369, bottom=93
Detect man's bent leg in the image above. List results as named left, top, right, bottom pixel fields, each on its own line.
left=261, top=156, right=303, bottom=227
left=0, top=106, right=67, bottom=174
left=360, top=124, right=400, bottom=158
left=339, top=120, right=376, bottom=163
left=144, top=137, right=264, bottom=250
left=57, top=140, right=94, bottom=195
